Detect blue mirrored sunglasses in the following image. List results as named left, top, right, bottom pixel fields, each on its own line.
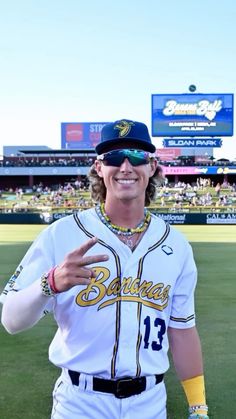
left=97, top=149, right=152, bottom=167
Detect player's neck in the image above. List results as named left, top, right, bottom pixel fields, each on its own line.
left=104, top=198, right=146, bottom=229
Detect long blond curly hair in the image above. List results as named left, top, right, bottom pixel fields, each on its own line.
left=88, top=162, right=164, bottom=206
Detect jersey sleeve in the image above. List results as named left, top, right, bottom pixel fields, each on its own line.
left=169, top=241, right=197, bottom=329
left=0, top=226, right=55, bottom=312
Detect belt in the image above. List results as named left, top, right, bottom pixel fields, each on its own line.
left=68, top=370, right=164, bottom=399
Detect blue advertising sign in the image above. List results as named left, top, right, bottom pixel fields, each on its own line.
left=162, top=138, right=222, bottom=148
left=61, top=122, right=109, bottom=149
left=152, top=93, right=234, bottom=137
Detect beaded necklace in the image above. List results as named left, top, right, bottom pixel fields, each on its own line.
left=95, top=203, right=151, bottom=237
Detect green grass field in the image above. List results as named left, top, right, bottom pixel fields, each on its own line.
left=0, top=224, right=236, bottom=418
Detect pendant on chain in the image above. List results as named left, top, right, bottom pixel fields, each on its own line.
left=124, top=236, right=135, bottom=248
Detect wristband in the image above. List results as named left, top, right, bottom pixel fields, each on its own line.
left=181, top=375, right=206, bottom=407
left=48, top=266, right=59, bottom=293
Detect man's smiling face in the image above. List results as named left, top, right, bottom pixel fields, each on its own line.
left=95, top=144, right=157, bottom=204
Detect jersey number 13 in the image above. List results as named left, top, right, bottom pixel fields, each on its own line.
left=143, top=316, right=166, bottom=351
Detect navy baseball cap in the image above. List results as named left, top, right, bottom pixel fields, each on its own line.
left=95, top=119, right=156, bottom=154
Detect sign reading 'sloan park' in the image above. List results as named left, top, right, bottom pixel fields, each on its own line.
left=152, top=94, right=234, bottom=137
left=163, top=138, right=222, bottom=148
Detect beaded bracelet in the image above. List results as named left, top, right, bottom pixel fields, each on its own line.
left=40, top=272, right=55, bottom=297
left=189, top=406, right=208, bottom=414
left=188, top=404, right=209, bottom=419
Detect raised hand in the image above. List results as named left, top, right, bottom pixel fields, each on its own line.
left=53, top=237, right=109, bottom=292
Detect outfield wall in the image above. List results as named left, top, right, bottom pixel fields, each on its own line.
left=1, top=212, right=236, bottom=225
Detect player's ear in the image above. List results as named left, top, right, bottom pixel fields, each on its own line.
left=149, top=158, right=158, bottom=177
left=94, top=160, right=104, bottom=178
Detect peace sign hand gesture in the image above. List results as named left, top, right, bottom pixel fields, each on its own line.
left=53, top=237, right=109, bottom=292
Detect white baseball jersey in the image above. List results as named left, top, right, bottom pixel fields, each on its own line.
left=1, top=208, right=197, bottom=379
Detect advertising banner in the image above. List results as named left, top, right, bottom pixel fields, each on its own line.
left=152, top=212, right=236, bottom=225
left=156, top=148, right=181, bottom=161
left=61, top=122, right=109, bottom=149
left=161, top=165, right=236, bottom=175
left=1, top=212, right=236, bottom=225
left=152, top=93, right=234, bottom=137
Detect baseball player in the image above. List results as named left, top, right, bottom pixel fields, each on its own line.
left=1, top=119, right=208, bottom=419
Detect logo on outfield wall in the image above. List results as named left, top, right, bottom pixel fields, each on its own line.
left=157, top=214, right=187, bottom=224
left=206, top=214, right=236, bottom=224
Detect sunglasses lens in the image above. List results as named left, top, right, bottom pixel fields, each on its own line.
left=101, top=150, right=150, bottom=166
left=102, top=151, right=124, bottom=166
left=127, top=150, right=150, bottom=166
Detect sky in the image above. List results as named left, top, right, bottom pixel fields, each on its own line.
left=0, top=0, right=235, bottom=159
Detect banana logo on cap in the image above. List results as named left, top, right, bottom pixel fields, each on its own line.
left=114, top=120, right=134, bottom=137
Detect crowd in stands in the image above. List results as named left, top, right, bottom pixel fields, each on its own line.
left=1, top=155, right=236, bottom=168
left=156, top=157, right=236, bottom=167
left=157, top=178, right=236, bottom=211
left=1, top=177, right=236, bottom=214
left=0, top=178, right=91, bottom=214
left=0, top=156, right=95, bottom=167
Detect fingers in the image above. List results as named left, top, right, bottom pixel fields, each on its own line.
left=76, top=237, right=99, bottom=257
left=69, top=237, right=109, bottom=266
left=53, top=265, right=94, bottom=291
left=53, top=238, right=109, bottom=292
left=75, top=267, right=96, bottom=279
left=79, top=254, right=109, bottom=266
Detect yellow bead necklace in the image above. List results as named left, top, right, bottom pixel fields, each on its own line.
left=95, top=203, right=151, bottom=236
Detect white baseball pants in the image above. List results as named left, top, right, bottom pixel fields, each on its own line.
left=51, top=370, right=167, bottom=419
